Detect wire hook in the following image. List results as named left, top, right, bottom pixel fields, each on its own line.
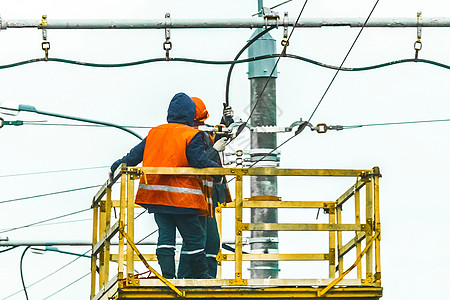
left=414, top=11, right=423, bottom=61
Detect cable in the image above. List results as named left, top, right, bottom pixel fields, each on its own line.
left=0, top=166, right=108, bottom=178
left=342, top=118, right=450, bottom=129
left=10, top=122, right=155, bottom=129
left=224, top=25, right=277, bottom=107
left=0, top=208, right=91, bottom=234
left=0, top=54, right=449, bottom=72
left=42, top=272, right=91, bottom=300
left=3, top=248, right=91, bottom=300
left=308, top=0, right=380, bottom=123
left=20, top=246, right=31, bottom=300
left=0, top=185, right=102, bottom=204
left=136, top=229, right=158, bottom=245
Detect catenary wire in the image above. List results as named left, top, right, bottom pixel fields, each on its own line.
left=0, top=166, right=108, bottom=178
left=0, top=208, right=91, bottom=234
left=341, top=118, right=450, bottom=129
left=7, top=122, right=155, bottom=129
left=307, top=0, right=380, bottom=123
left=0, top=185, right=102, bottom=204
left=0, top=54, right=449, bottom=71
left=42, top=272, right=91, bottom=300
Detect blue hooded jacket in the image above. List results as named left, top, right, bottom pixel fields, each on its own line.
left=110, top=92, right=220, bottom=214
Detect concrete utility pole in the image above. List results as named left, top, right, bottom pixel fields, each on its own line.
left=247, top=0, right=279, bottom=279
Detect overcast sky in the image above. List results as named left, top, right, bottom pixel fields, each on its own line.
left=1, top=1, right=449, bottom=299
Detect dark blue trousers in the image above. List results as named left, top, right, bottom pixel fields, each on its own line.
left=177, top=215, right=220, bottom=279
left=154, top=213, right=208, bottom=279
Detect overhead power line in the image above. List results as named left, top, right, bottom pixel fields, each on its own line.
left=341, top=118, right=450, bottom=129
left=0, top=166, right=108, bottom=178
left=42, top=272, right=91, bottom=300
left=0, top=55, right=449, bottom=71
left=3, top=248, right=91, bottom=300
left=308, top=0, right=380, bottom=122
left=0, top=208, right=91, bottom=234
left=0, top=185, right=102, bottom=204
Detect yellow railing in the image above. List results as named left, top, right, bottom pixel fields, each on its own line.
left=90, top=165, right=381, bottom=299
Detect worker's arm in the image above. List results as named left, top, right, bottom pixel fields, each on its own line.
left=110, top=138, right=146, bottom=173
left=186, top=133, right=220, bottom=168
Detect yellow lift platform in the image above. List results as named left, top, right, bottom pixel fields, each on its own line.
left=90, top=166, right=382, bottom=299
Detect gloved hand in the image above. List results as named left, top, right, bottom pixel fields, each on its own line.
left=223, top=106, right=234, bottom=118
left=213, top=137, right=228, bottom=152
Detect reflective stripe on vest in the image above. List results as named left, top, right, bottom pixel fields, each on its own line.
left=139, top=184, right=203, bottom=196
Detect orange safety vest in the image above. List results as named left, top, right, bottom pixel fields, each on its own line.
left=135, top=123, right=208, bottom=211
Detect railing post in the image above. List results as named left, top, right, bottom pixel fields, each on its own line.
left=365, top=177, right=374, bottom=282
left=90, top=203, right=99, bottom=299
left=354, top=186, right=362, bottom=279
left=126, top=170, right=135, bottom=282
left=328, top=204, right=336, bottom=278
left=103, top=185, right=112, bottom=287
left=118, top=165, right=127, bottom=285
left=216, top=205, right=223, bottom=279
left=234, top=170, right=243, bottom=282
left=373, top=167, right=381, bottom=285
left=336, top=203, right=343, bottom=276
left=98, top=200, right=106, bottom=288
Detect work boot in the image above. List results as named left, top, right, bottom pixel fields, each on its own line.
left=157, top=254, right=176, bottom=279
left=190, top=254, right=213, bottom=279
left=177, top=253, right=191, bottom=279
left=206, top=256, right=218, bottom=278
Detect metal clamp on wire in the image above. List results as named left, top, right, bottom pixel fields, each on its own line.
left=163, top=13, right=172, bottom=61
left=314, top=123, right=344, bottom=133
left=40, top=15, right=50, bottom=61
left=414, top=11, right=423, bottom=61
left=316, top=123, right=328, bottom=133
left=262, top=7, right=279, bottom=28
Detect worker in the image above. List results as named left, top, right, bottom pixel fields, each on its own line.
left=110, top=92, right=222, bottom=279
left=177, top=97, right=233, bottom=279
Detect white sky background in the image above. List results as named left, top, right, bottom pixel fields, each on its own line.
left=0, top=0, right=449, bottom=299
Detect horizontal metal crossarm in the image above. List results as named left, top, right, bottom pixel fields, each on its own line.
left=244, top=223, right=367, bottom=231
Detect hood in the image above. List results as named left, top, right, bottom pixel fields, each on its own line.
left=166, top=92, right=196, bottom=126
